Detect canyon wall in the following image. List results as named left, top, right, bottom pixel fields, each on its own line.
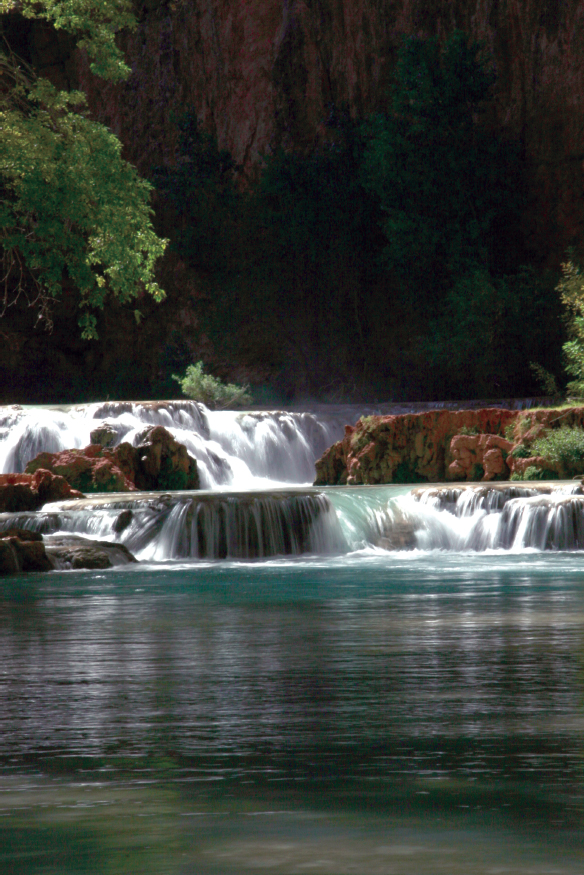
left=64, top=0, right=584, bottom=261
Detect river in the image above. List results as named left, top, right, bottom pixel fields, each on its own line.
left=0, top=401, right=582, bottom=874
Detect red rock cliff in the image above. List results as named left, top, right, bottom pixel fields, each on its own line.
left=58, top=0, right=584, bottom=260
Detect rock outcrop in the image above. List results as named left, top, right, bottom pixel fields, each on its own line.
left=24, top=426, right=199, bottom=493
left=314, top=406, right=584, bottom=485
left=44, top=535, right=137, bottom=570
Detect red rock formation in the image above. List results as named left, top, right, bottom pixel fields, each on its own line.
left=314, top=406, right=584, bottom=484
left=25, top=446, right=138, bottom=494
left=24, top=426, right=200, bottom=493
left=0, top=470, right=85, bottom=512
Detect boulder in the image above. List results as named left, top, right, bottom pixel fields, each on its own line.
left=134, top=426, right=200, bottom=491
left=0, top=528, right=53, bottom=574
left=89, top=422, right=118, bottom=447
left=0, top=470, right=84, bottom=512
left=24, top=427, right=199, bottom=494
left=44, top=535, right=137, bottom=570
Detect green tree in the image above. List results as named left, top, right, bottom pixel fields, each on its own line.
left=0, top=0, right=167, bottom=338
left=361, top=31, right=521, bottom=305
left=558, top=259, right=584, bottom=397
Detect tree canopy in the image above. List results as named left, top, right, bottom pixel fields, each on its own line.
left=0, top=0, right=166, bottom=338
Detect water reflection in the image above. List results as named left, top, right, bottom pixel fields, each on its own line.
left=0, top=557, right=583, bottom=873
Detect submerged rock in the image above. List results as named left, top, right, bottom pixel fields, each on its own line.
left=44, top=535, right=137, bottom=570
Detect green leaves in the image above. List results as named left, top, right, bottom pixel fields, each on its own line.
left=557, top=260, right=584, bottom=396
left=0, top=1, right=167, bottom=337
left=173, top=362, right=252, bottom=409
left=1, top=0, right=136, bottom=80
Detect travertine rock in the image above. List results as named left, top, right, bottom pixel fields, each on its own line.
left=314, top=407, right=584, bottom=484
left=24, top=427, right=199, bottom=493
left=0, top=470, right=84, bottom=512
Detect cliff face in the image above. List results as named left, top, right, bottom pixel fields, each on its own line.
left=65, top=0, right=584, bottom=259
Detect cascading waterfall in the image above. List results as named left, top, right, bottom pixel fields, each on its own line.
left=0, top=491, right=345, bottom=560
left=3, top=401, right=584, bottom=559
left=0, top=401, right=342, bottom=488
left=4, top=481, right=584, bottom=559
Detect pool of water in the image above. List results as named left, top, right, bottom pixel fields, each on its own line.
left=1, top=552, right=583, bottom=873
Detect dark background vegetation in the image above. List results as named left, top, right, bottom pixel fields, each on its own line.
left=153, top=33, right=563, bottom=403
left=0, top=29, right=566, bottom=404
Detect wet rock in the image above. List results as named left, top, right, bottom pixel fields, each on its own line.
left=44, top=535, right=137, bottom=570
left=25, top=427, right=199, bottom=494
left=0, top=528, right=53, bottom=574
left=112, top=509, right=133, bottom=534
left=89, top=422, right=118, bottom=447
left=134, top=426, right=199, bottom=491
left=0, top=470, right=85, bottom=512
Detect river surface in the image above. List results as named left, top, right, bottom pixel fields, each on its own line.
left=1, top=551, right=583, bottom=874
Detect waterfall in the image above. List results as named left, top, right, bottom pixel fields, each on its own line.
left=407, top=483, right=584, bottom=551
left=3, top=482, right=584, bottom=559
left=0, top=401, right=343, bottom=488
left=0, top=491, right=345, bottom=560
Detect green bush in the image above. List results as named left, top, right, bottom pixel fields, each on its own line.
left=173, top=362, right=252, bottom=409
left=511, top=465, right=559, bottom=481
left=531, top=425, right=584, bottom=472
left=509, top=444, right=532, bottom=459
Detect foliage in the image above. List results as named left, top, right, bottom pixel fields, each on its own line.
left=510, top=465, right=559, bottom=481
left=458, top=425, right=479, bottom=435
left=530, top=425, right=584, bottom=471
left=361, top=32, right=521, bottom=300
left=0, top=0, right=167, bottom=337
left=509, top=443, right=532, bottom=459
left=529, top=362, right=562, bottom=399
left=154, top=35, right=557, bottom=402
left=422, top=266, right=560, bottom=397
left=173, top=361, right=252, bottom=409
left=153, top=111, right=236, bottom=273
left=469, top=463, right=485, bottom=481
left=558, top=260, right=584, bottom=397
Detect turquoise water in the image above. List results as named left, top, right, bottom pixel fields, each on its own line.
left=1, top=553, right=583, bottom=874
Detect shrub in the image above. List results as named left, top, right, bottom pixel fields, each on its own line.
left=509, top=444, right=532, bottom=459
left=173, top=362, right=252, bottom=409
left=531, top=425, right=584, bottom=473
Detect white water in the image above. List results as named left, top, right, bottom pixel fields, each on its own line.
left=0, top=401, right=342, bottom=488
left=3, top=482, right=584, bottom=561
left=3, top=401, right=584, bottom=560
